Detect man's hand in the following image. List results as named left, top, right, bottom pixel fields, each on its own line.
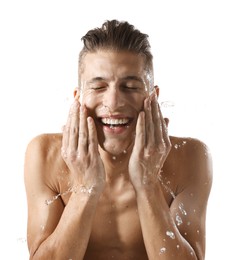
left=61, top=100, right=105, bottom=194
left=128, top=92, right=171, bottom=191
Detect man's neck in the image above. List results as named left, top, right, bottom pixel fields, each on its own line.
left=99, top=146, right=131, bottom=184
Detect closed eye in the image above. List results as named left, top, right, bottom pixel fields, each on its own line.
left=122, top=85, right=140, bottom=91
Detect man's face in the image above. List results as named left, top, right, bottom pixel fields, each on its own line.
left=79, top=50, right=152, bottom=155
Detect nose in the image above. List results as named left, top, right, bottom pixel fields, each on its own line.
left=102, top=86, right=125, bottom=111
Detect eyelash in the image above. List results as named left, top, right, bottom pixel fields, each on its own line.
left=91, top=86, right=106, bottom=90
left=123, top=85, right=138, bottom=90
left=90, top=85, right=139, bottom=91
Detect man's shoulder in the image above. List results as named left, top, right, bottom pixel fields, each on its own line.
left=27, top=133, right=62, bottom=146
left=169, top=135, right=212, bottom=181
left=26, top=133, right=63, bottom=160
left=169, top=135, right=210, bottom=154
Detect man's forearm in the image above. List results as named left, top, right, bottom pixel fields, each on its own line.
left=31, top=190, right=100, bottom=260
left=136, top=187, right=198, bottom=260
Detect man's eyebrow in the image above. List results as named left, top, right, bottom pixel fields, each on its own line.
left=88, top=77, right=105, bottom=84
left=121, top=76, right=144, bottom=83
left=88, top=76, right=144, bottom=84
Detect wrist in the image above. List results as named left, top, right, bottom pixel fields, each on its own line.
left=74, top=182, right=104, bottom=193
left=135, top=181, right=164, bottom=200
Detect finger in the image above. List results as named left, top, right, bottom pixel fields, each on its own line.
left=78, top=104, right=88, bottom=154
left=144, top=97, right=155, bottom=146
left=68, top=100, right=80, bottom=151
left=134, top=111, right=145, bottom=153
left=157, top=100, right=171, bottom=147
left=61, top=101, right=76, bottom=157
left=151, top=92, right=164, bottom=146
left=87, top=116, right=98, bottom=154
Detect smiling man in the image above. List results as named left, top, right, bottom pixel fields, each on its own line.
left=24, top=20, right=213, bottom=260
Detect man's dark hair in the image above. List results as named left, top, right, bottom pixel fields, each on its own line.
left=78, top=20, right=154, bottom=85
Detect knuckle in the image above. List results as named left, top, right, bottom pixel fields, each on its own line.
left=70, top=126, right=79, bottom=135
left=158, top=143, right=166, bottom=153
left=79, top=132, right=87, bottom=144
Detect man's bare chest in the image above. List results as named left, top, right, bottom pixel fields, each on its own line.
left=85, top=189, right=148, bottom=259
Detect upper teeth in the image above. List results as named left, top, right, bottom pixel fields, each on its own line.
left=101, top=118, right=129, bottom=125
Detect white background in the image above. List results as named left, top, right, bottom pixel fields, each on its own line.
left=0, top=0, right=237, bottom=259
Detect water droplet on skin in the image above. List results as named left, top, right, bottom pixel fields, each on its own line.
left=178, top=203, right=187, bottom=215
left=40, top=225, right=45, bottom=231
left=142, top=176, right=148, bottom=185
left=197, top=230, right=200, bottom=234
left=175, top=214, right=183, bottom=226
left=166, top=231, right=175, bottom=239
left=174, top=144, right=179, bottom=149
left=177, top=245, right=180, bottom=249
left=187, top=221, right=191, bottom=226
left=159, top=247, right=166, bottom=254
left=45, top=199, right=53, bottom=205
left=158, top=175, right=176, bottom=199
left=112, top=156, right=116, bottom=160
left=123, top=150, right=127, bottom=154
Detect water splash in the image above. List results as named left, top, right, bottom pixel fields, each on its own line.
left=45, top=185, right=95, bottom=205
left=17, top=237, right=27, bottom=243
left=45, top=193, right=64, bottom=205
left=160, top=101, right=175, bottom=108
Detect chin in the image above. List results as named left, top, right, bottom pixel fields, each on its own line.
left=100, top=140, right=132, bottom=156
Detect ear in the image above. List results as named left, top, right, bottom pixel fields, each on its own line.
left=154, top=85, right=160, bottom=98
left=164, top=117, right=169, bottom=127
left=73, top=87, right=80, bottom=100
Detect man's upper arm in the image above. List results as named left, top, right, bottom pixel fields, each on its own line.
left=24, top=135, right=64, bottom=256
left=170, top=139, right=213, bottom=259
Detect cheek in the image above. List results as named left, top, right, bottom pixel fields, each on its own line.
left=131, top=94, right=147, bottom=111
left=81, top=91, right=97, bottom=107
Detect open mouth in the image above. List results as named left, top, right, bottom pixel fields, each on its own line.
left=100, top=117, right=131, bottom=128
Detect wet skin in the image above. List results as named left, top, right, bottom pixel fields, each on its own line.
left=24, top=51, right=213, bottom=260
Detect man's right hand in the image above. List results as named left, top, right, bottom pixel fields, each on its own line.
left=61, top=100, right=106, bottom=195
